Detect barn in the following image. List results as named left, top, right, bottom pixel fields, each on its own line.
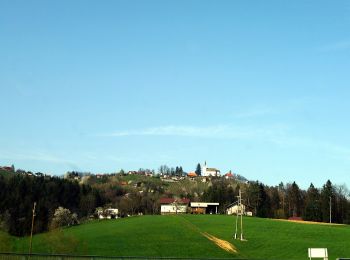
left=190, top=202, right=219, bottom=214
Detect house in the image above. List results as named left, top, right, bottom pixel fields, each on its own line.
left=226, top=203, right=245, bottom=215
left=187, top=172, right=197, bottom=178
left=1, top=166, right=14, bottom=172
left=202, top=161, right=220, bottom=177
left=224, top=171, right=234, bottom=179
left=159, top=198, right=190, bottom=215
left=226, top=202, right=253, bottom=216
left=97, top=208, right=119, bottom=219
left=190, top=202, right=219, bottom=214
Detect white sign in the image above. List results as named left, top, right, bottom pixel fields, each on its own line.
left=308, top=248, right=328, bottom=260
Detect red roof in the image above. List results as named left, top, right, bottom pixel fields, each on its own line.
left=159, top=198, right=190, bottom=204
left=225, top=172, right=234, bottom=177
left=1, top=166, right=13, bottom=171
left=187, top=172, right=197, bottom=177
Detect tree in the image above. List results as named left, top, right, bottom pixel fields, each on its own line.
left=303, top=183, right=321, bottom=222
left=50, top=207, right=79, bottom=229
left=158, top=165, right=170, bottom=176
left=334, top=184, right=350, bottom=224
left=320, top=180, right=334, bottom=223
left=195, top=163, right=201, bottom=176
left=270, top=187, right=282, bottom=218
left=179, top=167, right=184, bottom=176
left=245, top=181, right=260, bottom=215
left=255, top=183, right=271, bottom=218
left=286, top=182, right=303, bottom=217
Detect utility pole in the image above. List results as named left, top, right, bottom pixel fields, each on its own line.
left=29, top=202, right=36, bottom=255
left=234, top=189, right=247, bottom=241
left=329, top=196, right=332, bottom=224
left=234, top=195, right=239, bottom=239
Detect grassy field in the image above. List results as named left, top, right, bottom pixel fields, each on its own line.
left=2, top=215, right=350, bottom=259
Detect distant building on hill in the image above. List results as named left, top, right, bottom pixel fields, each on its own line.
left=201, top=161, right=220, bottom=177
left=187, top=172, right=197, bottom=179
left=224, top=171, right=235, bottom=179
left=0, top=165, right=14, bottom=172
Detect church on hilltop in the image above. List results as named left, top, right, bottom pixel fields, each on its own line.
left=201, top=161, right=220, bottom=177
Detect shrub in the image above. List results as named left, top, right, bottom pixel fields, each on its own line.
left=50, top=207, right=79, bottom=229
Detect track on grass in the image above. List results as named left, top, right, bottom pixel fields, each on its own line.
left=176, top=215, right=237, bottom=254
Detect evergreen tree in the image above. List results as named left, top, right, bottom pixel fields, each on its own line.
left=195, top=163, right=201, bottom=176
left=321, top=180, right=334, bottom=223
left=179, top=166, right=183, bottom=176
left=286, top=182, right=303, bottom=217
left=246, top=181, right=260, bottom=215
left=270, top=187, right=282, bottom=218
left=303, top=183, right=321, bottom=221
left=256, top=183, right=271, bottom=218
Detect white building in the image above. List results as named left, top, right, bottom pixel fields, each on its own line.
left=160, top=198, right=190, bottom=214
left=201, top=161, right=220, bottom=177
left=97, top=208, right=119, bottom=219
left=226, top=202, right=252, bottom=216
left=190, top=202, right=219, bottom=214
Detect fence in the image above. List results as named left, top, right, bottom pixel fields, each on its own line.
left=0, top=253, right=244, bottom=260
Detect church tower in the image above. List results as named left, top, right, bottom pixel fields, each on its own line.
left=202, top=161, right=207, bottom=176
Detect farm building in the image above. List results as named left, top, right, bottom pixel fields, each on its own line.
left=190, top=202, right=219, bottom=214
left=159, top=198, right=190, bottom=215
left=226, top=202, right=252, bottom=216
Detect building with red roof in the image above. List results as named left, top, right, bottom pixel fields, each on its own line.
left=159, top=198, right=190, bottom=215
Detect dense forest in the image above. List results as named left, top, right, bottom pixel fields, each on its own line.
left=1, top=167, right=350, bottom=237
left=0, top=171, right=103, bottom=236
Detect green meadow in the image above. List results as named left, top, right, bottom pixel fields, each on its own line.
left=1, top=215, right=350, bottom=260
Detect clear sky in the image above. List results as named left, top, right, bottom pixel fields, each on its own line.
left=1, top=0, right=350, bottom=188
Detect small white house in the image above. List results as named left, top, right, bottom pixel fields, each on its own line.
left=226, top=202, right=247, bottom=215
left=97, top=208, right=119, bottom=219
left=160, top=198, right=190, bottom=215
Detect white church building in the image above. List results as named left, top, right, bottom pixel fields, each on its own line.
left=201, top=161, right=220, bottom=177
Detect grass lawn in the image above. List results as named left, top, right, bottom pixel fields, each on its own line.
left=3, top=215, right=350, bottom=259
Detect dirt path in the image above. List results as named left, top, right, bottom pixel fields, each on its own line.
left=176, top=215, right=237, bottom=254
left=274, top=218, right=345, bottom=226
left=201, top=232, right=237, bottom=253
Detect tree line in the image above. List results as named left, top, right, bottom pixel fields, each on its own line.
left=202, top=179, right=350, bottom=224
left=2, top=167, right=350, bottom=237
left=0, top=173, right=103, bottom=236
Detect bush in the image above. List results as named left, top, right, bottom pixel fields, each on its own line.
left=50, top=207, right=79, bottom=229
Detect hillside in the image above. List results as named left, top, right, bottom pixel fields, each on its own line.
left=3, top=215, right=350, bottom=260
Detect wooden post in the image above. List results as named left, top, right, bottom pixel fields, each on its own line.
left=29, top=202, right=36, bottom=255
left=329, top=196, right=332, bottom=224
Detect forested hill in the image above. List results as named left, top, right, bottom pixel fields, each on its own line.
left=0, top=172, right=103, bottom=236
left=1, top=167, right=350, bottom=238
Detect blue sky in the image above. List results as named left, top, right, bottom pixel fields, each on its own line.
left=1, top=0, right=350, bottom=188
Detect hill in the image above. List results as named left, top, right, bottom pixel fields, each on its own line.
left=3, top=215, right=350, bottom=260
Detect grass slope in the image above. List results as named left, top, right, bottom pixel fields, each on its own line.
left=4, top=215, right=350, bottom=260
